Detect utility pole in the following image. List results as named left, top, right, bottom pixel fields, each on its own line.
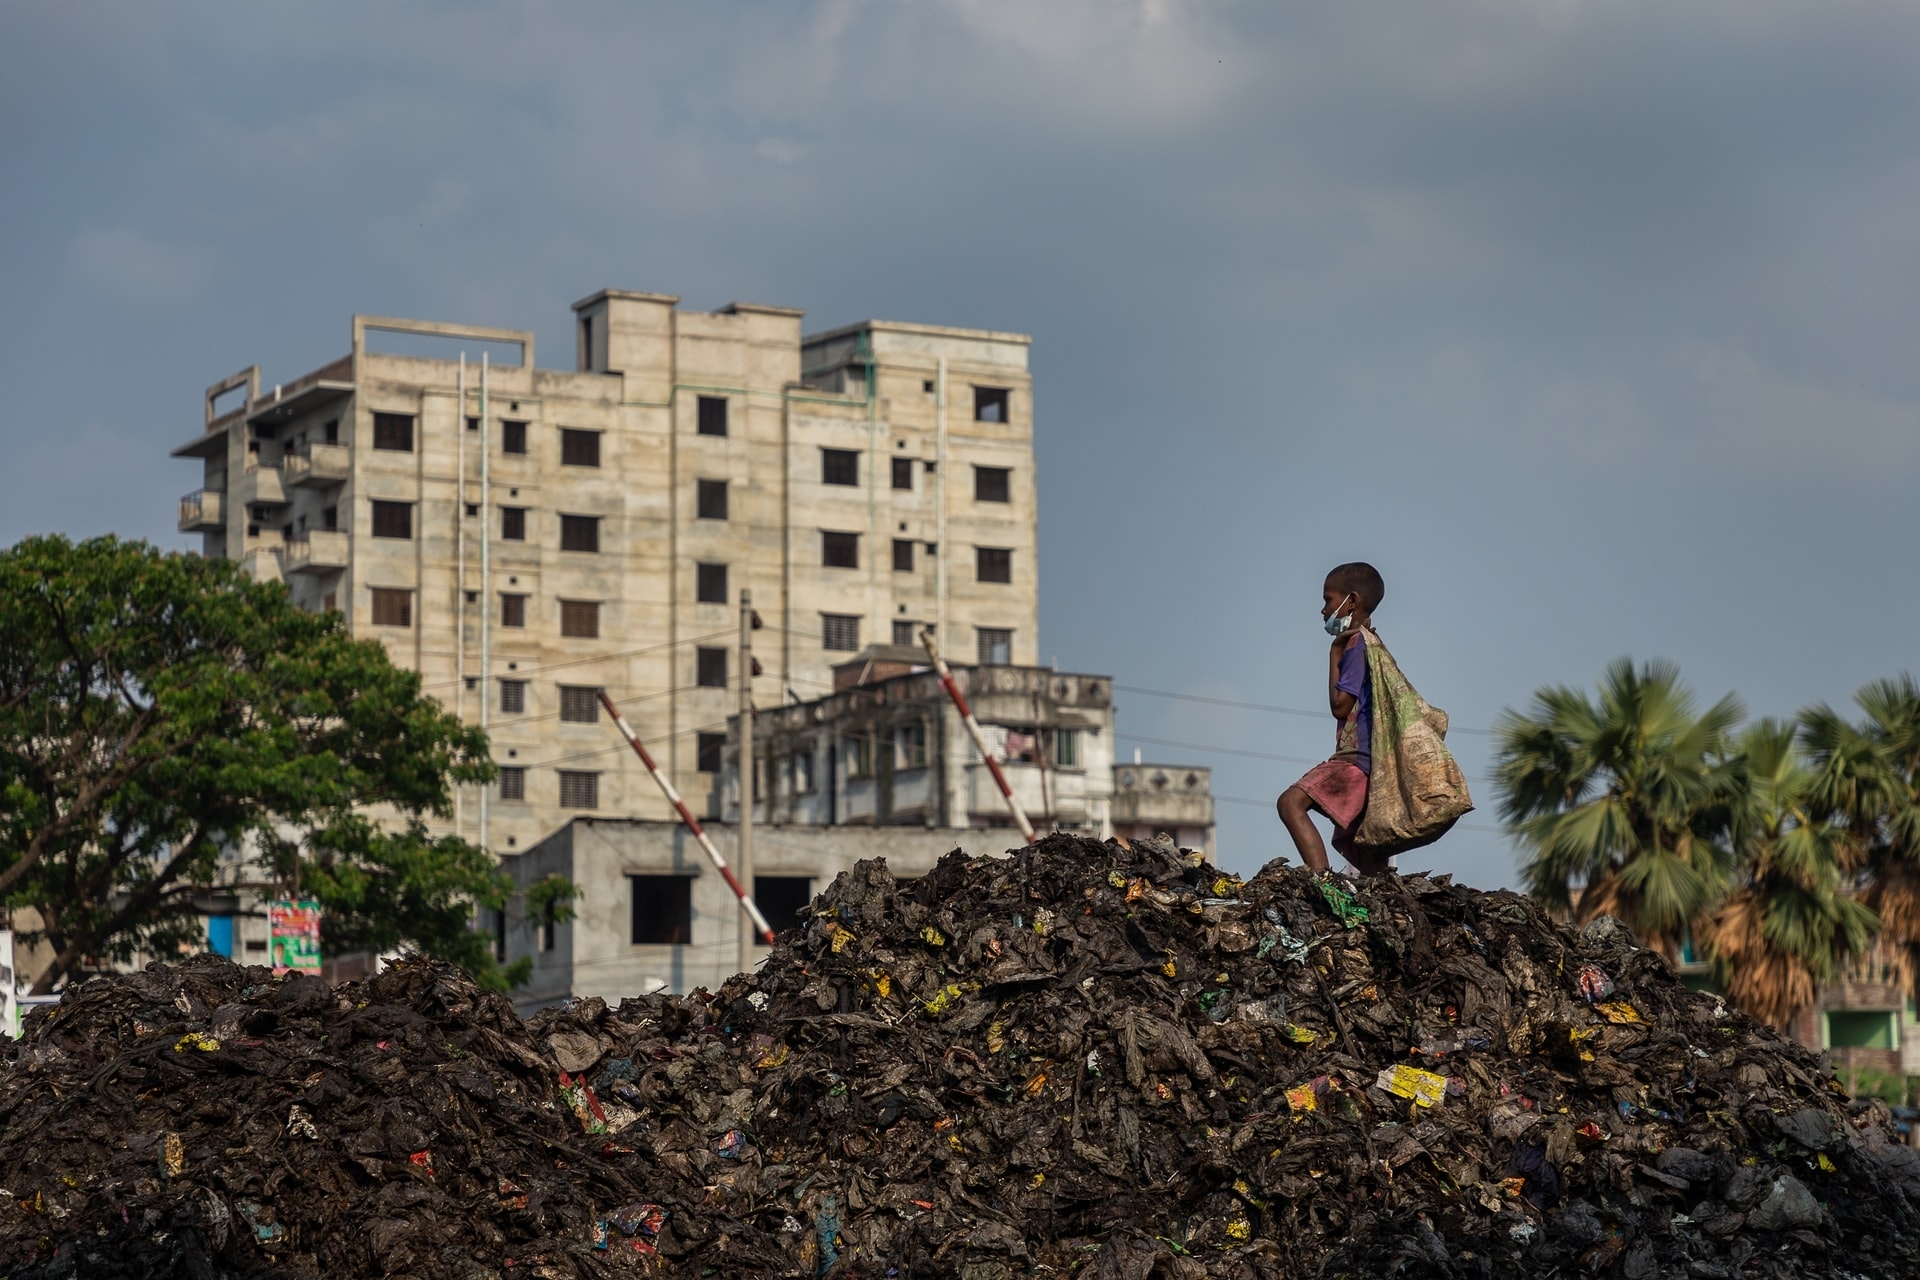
left=737, top=587, right=755, bottom=977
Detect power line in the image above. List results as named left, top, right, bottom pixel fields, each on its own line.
left=1115, top=732, right=1494, bottom=785
left=1114, top=683, right=1496, bottom=736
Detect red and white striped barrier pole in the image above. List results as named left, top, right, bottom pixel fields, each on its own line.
left=598, top=690, right=775, bottom=945
left=919, top=627, right=1038, bottom=844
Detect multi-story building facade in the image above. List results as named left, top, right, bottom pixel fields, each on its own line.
left=173, top=291, right=1039, bottom=855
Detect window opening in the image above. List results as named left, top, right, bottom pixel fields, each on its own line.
left=821, top=613, right=861, bottom=652
left=558, top=770, right=600, bottom=810
left=630, top=874, right=693, bottom=944
left=371, top=588, right=412, bottom=628
left=977, top=627, right=1012, bottom=665
left=698, top=396, right=728, bottom=437
left=892, top=457, right=915, bottom=490
left=501, top=593, right=527, bottom=628
left=501, top=506, right=526, bottom=540
left=973, top=387, right=1010, bottom=423
left=697, top=733, right=727, bottom=773
left=974, top=466, right=1011, bottom=503
left=499, top=766, right=526, bottom=801
left=560, top=599, right=600, bottom=638
left=371, top=501, right=413, bottom=540
left=696, top=647, right=728, bottom=688
left=754, top=876, right=813, bottom=933
left=560, top=428, right=601, bottom=467
left=500, top=679, right=527, bottom=713
left=822, top=531, right=859, bottom=569
left=977, top=546, right=1012, bottom=583
left=697, top=479, right=729, bottom=520
left=892, top=539, right=914, bottom=572
left=822, top=448, right=860, bottom=486
left=372, top=412, right=415, bottom=451
left=697, top=562, right=728, bottom=604
left=560, top=514, right=600, bottom=552
left=558, top=686, right=601, bottom=723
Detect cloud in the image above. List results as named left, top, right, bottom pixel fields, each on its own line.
left=68, top=228, right=211, bottom=305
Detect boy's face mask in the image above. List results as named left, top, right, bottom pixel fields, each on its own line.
left=1323, top=592, right=1357, bottom=637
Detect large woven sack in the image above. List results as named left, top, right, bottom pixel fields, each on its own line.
left=1353, top=628, right=1473, bottom=855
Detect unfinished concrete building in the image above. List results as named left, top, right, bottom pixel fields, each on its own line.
left=173, top=292, right=1039, bottom=856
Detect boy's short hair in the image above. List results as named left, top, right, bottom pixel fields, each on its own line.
left=1326, top=561, right=1385, bottom=612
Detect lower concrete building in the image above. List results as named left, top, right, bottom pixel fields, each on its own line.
left=500, top=818, right=984, bottom=1012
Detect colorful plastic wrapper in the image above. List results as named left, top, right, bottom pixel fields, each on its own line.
left=1375, top=1064, right=1448, bottom=1108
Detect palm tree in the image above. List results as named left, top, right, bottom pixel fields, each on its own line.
left=1496, top=658, right=1744, bottom=962
left=1802, top=675, right=1920, bottom=996
left=1704, top=719, right=1879, bottom=1030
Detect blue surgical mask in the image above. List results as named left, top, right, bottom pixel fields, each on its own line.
left=1323, top=593, right=1356, bottom=637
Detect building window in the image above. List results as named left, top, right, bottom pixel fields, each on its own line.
left=558, top=770, right=600, bottom=810
left=697, top=562, right=728, bottom=604
left=540, top=911, right=556, bottom=952
left=1054, top=728, right=1078, bottom=768
left=822, top=448, right=860, bottom=487
left=892, top=539, right=914, bottom=572
left=371, top=500, right=413, bottom=540
left=822, top=531, right=859, bottom=569
left=697, top=479, right=728, bottom=520
left=560, top=428, right=601, bottom=467
left=559, top=686, right=601, bottom=723
left=499, top=766, right=526, bottom=801
left=372, top=412, right=414, bottom=451
left=891, top=456, right=914, bottom=491
left=821, top=613, right=861, bottom=652
left=578, top=314, right=594, bottom=370
left=754, top=876, right=813, bottom=933
left=974, top=466, right=1011, bottom=503
left=560, top=599, right=600, bottom=638
left=502, top=421, right=528, bottom=454
left=370, top=588, right=412, bottom=627
left=493, top=908, right=506, bottom=962
left=500, top=679, right=527, bottom=714
left=631, top=875, right=693, bottom=945
left=892, top=620, right=920, bottom=647
left=501, top=593, right=527, bottom=628
left=790, top=748, right=815, bottom=794
left=844, top=732, right=875, bottom=779
left=322, top=505, right=338, bottom=531
left=698, top=396, right=728, bottom=437
left=501, top=506, right=526, bottom=541
left=895, top=721, right=928, bottom=770
left=1828, top=1010, right=1897, bottom=1049
left=977, top=546, right=1012, bottom=583
left=697, top=733, right=727, bottom=773
left=978, top=627, right=1012, bottom=665
left=560, top=514, right=600, bottom=553
left=696, top=647, right=728, bottom=688
left=973, top=387, right=1010, bottom=423
left=323, top=419, right=339, bottom=444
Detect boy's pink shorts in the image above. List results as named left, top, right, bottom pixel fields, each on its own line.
left=1292, top=760, right=1370, bottom=851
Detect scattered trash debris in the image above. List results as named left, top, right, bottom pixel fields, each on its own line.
left=3, top=833, right=1919, bottom=1278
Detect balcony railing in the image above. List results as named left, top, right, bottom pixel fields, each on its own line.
left=283, top=442, right=350, bottom=488
left=179, top=489, right=224, bottom=532
left=284, top=530, right=350, bottom=575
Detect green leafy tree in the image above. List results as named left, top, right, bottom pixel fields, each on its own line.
left=0, top=535, right=537, bottom=991
left=1704, top=719, right=1878, bottom=1029
left=1496, top=658, right=1744, bottom=960
left=1802, top=675, right=1920, bottom=994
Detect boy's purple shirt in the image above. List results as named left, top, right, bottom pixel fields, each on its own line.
left=1335, top=638, right=1371, bottom=774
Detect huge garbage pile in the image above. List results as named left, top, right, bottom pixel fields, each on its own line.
left=4, top=834, right=1920, bottom=1279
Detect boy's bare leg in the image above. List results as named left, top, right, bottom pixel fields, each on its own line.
left=1276, top=786, right=1330, bottom=872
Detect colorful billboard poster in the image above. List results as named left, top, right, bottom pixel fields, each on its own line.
left=268, top=900, right=323, bottom=976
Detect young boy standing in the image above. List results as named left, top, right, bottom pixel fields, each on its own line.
left=1276, top=562, right=1391, bottom=876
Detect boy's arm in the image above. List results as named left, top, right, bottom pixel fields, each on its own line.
left=1328, top=634, right=1362, bottom=719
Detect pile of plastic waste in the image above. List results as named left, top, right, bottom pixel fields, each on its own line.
left=4, top=832, right=1919, bottom=1278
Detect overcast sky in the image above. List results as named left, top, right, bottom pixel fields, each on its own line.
left=5, top=1, right=1918, bottom=887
